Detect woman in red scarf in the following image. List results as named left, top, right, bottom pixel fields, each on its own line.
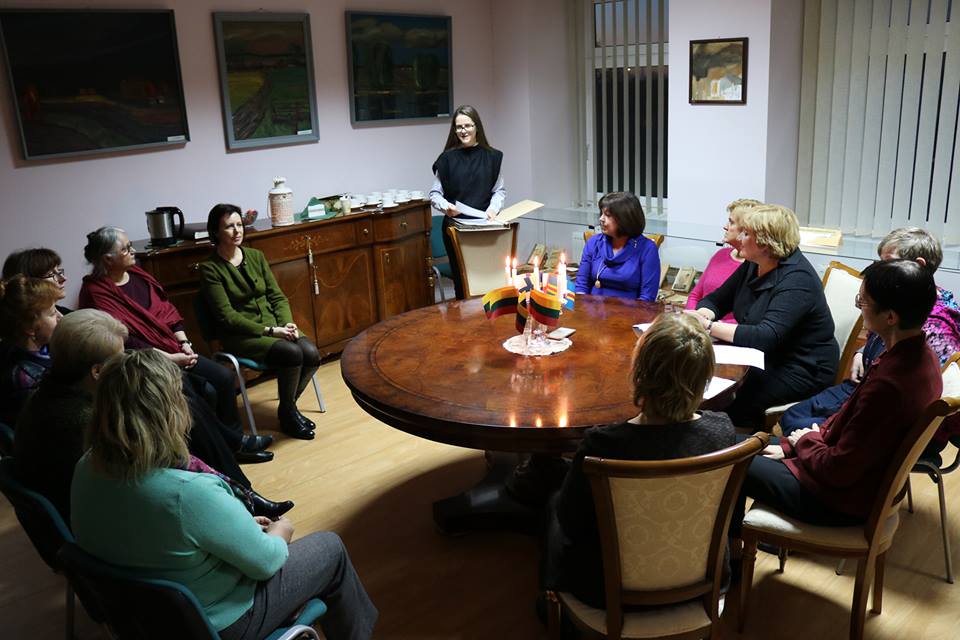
left=79, top=227, right=272, bottom=462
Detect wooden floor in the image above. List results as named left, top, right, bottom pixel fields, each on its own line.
left=2, top=360, right=960, bottom=639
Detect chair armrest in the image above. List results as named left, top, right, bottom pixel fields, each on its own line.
left=265, top=624, right=321, bottom=640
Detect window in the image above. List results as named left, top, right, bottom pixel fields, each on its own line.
left=573, top=0, right=669, bottom=216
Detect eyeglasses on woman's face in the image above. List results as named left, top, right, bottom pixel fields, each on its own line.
left=116, top=242, right=136, bottom=256
left=43, top=267, right=66, bottom=282
left=854, top=293, right=872, bottom=309
left=455, top=123, right=476, bottom=132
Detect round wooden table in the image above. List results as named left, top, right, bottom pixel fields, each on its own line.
left=341, top=295, right=748, bottom=533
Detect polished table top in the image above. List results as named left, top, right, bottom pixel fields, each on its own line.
left=341, top=295, right=747, bottom=453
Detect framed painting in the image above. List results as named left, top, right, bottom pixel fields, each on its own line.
left=689, top=37, right=748, bottom=105
left=213, top=13, right=319, bottom=150
left=346, top=12, right=452, bottom=124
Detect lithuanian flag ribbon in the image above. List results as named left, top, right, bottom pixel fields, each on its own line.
left=543, top=281, right=575, bottom=310
left=482, top=286, right=519, bottom=319
left=529, top=289, right=563, bottom=327
left=516, top=295, right=529, bottom=333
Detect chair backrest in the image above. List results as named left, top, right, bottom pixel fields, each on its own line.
left=866, top=393, right=960, bottom=548
left=0, top=421, right=14, bottom=457
left=821, top=261, right=864, bottom=384
left=58, top=542, right=222, bottom=640
left=430, top=215, right=447, bottom=259
left=583, top=433, right=768, bottom=638
left=583, top=229, right=664, bottom=249
left=446, top=223, right=519, bottom=297
left=0, top=457, right=73, bottom=571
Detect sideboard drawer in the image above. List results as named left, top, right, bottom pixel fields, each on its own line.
left=143, top=247, right=208, bottom=286
left=253, top=220, right=360, bottom=262
left=373, top=210, right=426, bottom=242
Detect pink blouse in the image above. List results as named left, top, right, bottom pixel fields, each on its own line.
left=685, top=248, right=742, bottom=323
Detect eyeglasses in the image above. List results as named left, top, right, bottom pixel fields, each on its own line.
left=854, top=293, right=871, bottom=309
left=116, top=242, right=136, bottom=256
left=455, top=124, right=476, bottom=132
left=43, top=267, right=66, bottom=281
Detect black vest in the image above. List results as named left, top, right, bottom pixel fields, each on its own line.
left=432, top=146, right=503, bottom=212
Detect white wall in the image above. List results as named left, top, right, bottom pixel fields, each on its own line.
left=0, top=0, right=497, bottom=304
left=667, top=0, right=776, bottom=225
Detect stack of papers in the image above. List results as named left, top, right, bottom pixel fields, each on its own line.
left=630, top=324, right=765, bottom=370
left=703, top=377, right=736, bottom=400
left=453, top=199, right=544, bottom=228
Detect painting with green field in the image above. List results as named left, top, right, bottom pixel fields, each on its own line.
left=214, top=13, right=319, bottom=149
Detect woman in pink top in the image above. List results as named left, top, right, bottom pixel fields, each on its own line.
left=685, top=198, right=762, bottom=322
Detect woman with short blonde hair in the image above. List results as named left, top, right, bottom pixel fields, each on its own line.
left=49, top=309, right=127, bottom=382
left=72, top=349, right=378, bottom=640
left=543, top=313, right=735, bottom=608
left=685, top=197, right=763, bottom=317
left=690, top=203, right=837, bottom=428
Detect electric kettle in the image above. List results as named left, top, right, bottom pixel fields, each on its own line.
left=145, top=207, right=184, bottom=247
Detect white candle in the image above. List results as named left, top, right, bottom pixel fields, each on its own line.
left=511, top=257, right=518, bottom=286
left=504, top=256, right=511, bottom=286
left=558, top=253, right=567, bottom=299
left=532, top=256, right=540, bottom=291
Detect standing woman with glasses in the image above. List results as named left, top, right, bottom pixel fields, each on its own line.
left=429, top=104, right=506, bottom=300
left=2, top=248, right=71, bottom=314
left=78, top=227, right=247, bottom=437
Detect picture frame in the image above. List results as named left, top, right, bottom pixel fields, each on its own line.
left=0, top=9, right=190, bottom=160
left=213, top=12, right=319, bottom=150
left=345, top=11, right=453, bottom=125
left=689, top=37, right=748, bottom=105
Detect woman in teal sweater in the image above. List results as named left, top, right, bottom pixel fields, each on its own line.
left=200, top=204, right=321, bottom=440
left=71, top=349, right=377, bottom=640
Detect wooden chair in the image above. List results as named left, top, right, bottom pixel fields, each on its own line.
left=738, top=394, right=960, bottom=640
left=583, top=229, right=665, bottom=248
left=546, top=432, right=769, bottom=640
left=903, top=351, right=960, bottom=583
left=430, top=215, right=455, bottom=302
left=445, top=223, right=519, bottom=298
left=765, top=260, right=864, bottom=427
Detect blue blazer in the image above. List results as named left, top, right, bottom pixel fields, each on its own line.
left=574, top=233, right=661, bottom=301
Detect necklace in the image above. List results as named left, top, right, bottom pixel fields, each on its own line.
left=594, top=264, right=607, bottom=290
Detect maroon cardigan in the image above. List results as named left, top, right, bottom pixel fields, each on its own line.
left=780, top=334, right=941, bottom=519
left=78, top=265, right=184, bottom=354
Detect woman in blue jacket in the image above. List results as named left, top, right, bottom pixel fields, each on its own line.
left=575, top=192, right=661, bottom=301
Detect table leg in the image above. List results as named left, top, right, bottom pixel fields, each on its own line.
left=432, top=452, right=568, bottom=536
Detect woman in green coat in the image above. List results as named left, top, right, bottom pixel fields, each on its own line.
left=200, top=204, right=320, bottom=440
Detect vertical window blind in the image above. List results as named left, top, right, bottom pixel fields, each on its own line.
left=571, top=0, right=669, bottom=216
left=797, top=0, right=960, bottom=243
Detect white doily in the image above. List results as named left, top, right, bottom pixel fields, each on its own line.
left=502, top=335, right=572, bottom=356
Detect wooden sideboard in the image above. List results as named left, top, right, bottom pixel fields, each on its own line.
left=136, top=201, right=435, bottom=358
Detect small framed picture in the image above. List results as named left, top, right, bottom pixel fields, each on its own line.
left=689, top=37, right=748, bottom=104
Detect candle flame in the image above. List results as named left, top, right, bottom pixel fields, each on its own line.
left=535, top=416, right=543, bottom=428
left=559, top=414, right=568, bottom=428
left=505, top=256, right=511, bottom=267
left=509, top=414, right=517, bottom=428
left=560, top=252, right=566, bottom=264
left=512, top=257, right=518, bottom=268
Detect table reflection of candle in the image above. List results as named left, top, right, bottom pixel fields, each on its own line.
left=504, top=256, right=511, bottom=286
left=532, top=256, right=540, bottom=291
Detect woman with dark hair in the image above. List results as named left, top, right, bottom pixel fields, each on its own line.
left=574, top=192, right=661, bottom=301
left=0, top=275, right=62, bottom=424
left=429, top=104, right=506, bottom=300
left=200, top=204, right=321, bottom=440
left=78, top=227, right=271, bottom=462
left=732, top=259, right=941, bottom=534
left=71, top=350, right=377, bottom=640
left=3, top=247, right=70, bottom=314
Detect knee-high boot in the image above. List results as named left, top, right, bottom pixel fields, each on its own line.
left=276, top=366, right=314, bottom=440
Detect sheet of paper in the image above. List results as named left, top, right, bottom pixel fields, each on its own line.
left=455, top=200, right=488, bottom=219
left=453, top=216, right=507, bottom=228
left=632, top=323, right=652, bottom=337
left=703, top=376, right=736, bottom=400
left=713, top=345, right=765, bottom=370
left=496, top=199, right=544, bottom=223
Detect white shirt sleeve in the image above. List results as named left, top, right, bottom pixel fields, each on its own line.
left=429, top=173, right=451, bottom=213
left=488, top=170, right=506, bottom=213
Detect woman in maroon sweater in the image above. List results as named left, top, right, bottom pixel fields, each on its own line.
left=732, top=259, right=941, bottom=531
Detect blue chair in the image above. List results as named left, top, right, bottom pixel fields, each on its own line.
left=58, top=542, right=326, bottom=640
left=0, top=457, right=102, bottom=640
left=430, top=215, right=455, bottom=302
left=192, top=295, right=326, bottom=436
left=0, top=420, right=14, bottom=457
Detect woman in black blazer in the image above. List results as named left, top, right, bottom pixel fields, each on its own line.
left=688, top=204, right=838, bottom=428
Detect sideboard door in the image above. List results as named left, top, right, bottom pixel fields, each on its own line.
left=374, top=235, right=430, bottom=319
left=270, top=258, right=317, bottom=341
left=312, top=247, right=377, bottom=356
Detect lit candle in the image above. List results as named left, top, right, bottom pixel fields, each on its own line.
left=511, top=257, right=518, bottom=286
left=532, top=256, right=540, bottom=291
left=558, top=252, right=567, bottom=300
left=504, top=256, right=511, bottom=286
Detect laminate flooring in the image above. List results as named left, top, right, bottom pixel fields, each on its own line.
left=1, top=360, right=959, bottom=639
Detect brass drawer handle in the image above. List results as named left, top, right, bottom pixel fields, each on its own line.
left=188, top=262, right=200, bottom=271
left=400, top=219, right=408, bottom=230
left=362, top=227, right=370, bottom=235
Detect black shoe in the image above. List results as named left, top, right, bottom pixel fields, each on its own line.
left=239, top=434, right=274, bottom=453
left=249, top=491, right=295, bottom=520
left=235, top=450, right=274, bottom=464
left=280, top=413, right=315, bottom=440
left=294, top=409, right=316, bottom=430
left=757, top=542, right=781, bottom=556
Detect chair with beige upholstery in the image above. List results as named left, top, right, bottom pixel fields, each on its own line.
left=446, top=223, right=519, bottom=298
left=738, top=394, right=960, bottom=640
left=765, top=260, right=864, bottom=427
left=583, top=229, right=665, bottom=248
left=546, top=433, right=768, bottom=640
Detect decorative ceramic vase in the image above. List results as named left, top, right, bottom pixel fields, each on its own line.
left=268, top=177, right=294, bottom=227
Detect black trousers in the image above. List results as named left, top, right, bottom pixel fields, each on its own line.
left=440, top=215, right=465, bottom=300
left=725, top=366, right=834, bottom=429
left=730, top=435, right=862, bottom=538
left=182, top=378, right=250, bottom=490
left=187, top=355, right=241, bottom=430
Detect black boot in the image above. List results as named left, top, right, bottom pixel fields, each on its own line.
left=293, top=364, right=320, bottom=430
left=277, top=366, right=314, bottom=439
left=249, top=491, right=294, bottom=520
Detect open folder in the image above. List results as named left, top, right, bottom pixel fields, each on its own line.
left=453, top=199, right=544, bottom=228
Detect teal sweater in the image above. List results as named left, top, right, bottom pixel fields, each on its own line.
left=71, top=455, right=288, bottom=630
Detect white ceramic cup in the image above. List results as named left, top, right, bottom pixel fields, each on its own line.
left=351, top=197, right=366, bottom=208
left=411, top=190, right=425, bottom=200
left=366, top=194, right=380, bottom=204
left=396, top=190, right=410, bottom=202
left=382, top=195, right=396, bottom=207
